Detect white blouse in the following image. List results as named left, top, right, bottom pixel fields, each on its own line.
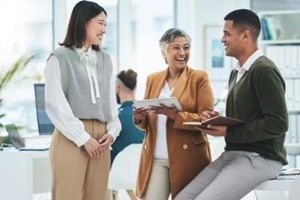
left=154, top=81, right=174, bottom=159
left=44, top=47, right=120, bottom=147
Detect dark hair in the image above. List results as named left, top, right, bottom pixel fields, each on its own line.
left=116, top=69, right=137, bottom=90
left=159, top=28, right=191, bottom=52
left=224, top=9, right=261, bottom=41
left=60, top=0, right=107, bottom=51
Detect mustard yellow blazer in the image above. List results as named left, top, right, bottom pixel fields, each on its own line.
left=135, top=66, right=214, bottom=199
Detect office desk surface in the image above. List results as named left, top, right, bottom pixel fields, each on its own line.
left=285, top=143, right=300, bottom=155
left=0, top=150, right=51, bottom=200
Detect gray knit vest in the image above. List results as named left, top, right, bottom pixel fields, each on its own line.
left=50, top=46, right=112, bottom=122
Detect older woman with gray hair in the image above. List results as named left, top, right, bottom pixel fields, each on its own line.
left=133, top=28, right=214, bottom=200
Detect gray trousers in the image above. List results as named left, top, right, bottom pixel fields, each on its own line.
left=174, top=151, right=282, bottom=200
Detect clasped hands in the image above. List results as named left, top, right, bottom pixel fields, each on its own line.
left=84, top=134, right=113, bottom=158
left=133, top=103, right=178, bottom=121
left=196, top=110, right=227, bottom=137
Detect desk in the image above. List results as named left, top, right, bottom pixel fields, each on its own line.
left=0, top=150, right=51, bottom=200
left=285, top=143, right=300, bottom=167
left=254, top=179, right=293, bottom=200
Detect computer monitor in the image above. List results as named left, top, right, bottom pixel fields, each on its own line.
left=34, top=83, right=54, bottom=135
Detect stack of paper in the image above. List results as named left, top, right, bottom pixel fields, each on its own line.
left=277, top=168, right=300, bottom=180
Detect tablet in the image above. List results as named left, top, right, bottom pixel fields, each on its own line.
left=133, top=97, right=182, bottom=111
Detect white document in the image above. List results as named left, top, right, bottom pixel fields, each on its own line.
left=288, top=115, right=297, bottom=143
left=284, top=45, right=292, bottom=77
left=285, top=79, right=294, bottom=110
left=294, top=79, right=300, bottom=110
left=297, top=115, right=300, bottom=144
left=298, top=46, right=300, bottom=77
left=133, top=97, right=182, bottom=111
left=266, top=45, right=279, bottom=70
left=277, top=46, right=286, bottom=76
left=290, top=46, right=298, bottom=77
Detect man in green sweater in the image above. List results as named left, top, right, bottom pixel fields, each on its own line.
left=174, top=9, right=288, bottom=200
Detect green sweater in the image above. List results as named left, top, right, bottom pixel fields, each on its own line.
left=225, top=55, right=288, bottom=165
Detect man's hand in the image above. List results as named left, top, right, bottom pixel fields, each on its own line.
left=196, top=125, right=227, bottom=137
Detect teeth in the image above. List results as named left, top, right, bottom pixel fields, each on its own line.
left=176, top=58, right=184, bottom=61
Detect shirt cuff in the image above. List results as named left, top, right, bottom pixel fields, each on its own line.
left=74, top=131, right=91, bottom=147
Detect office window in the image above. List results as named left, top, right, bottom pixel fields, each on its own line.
left=0, top=0, right=53, bottom=59
left=0, top=0, right=53, bottom=131
left=121, top=0, right=175, bottom=99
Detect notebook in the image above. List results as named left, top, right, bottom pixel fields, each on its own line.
left=183, top=116, right=246, bottom=128
left=34, top=83, right=55, bottom=135
left=5, top=124, right=49, bottom=151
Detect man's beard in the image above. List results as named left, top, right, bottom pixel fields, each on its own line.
left=116, top=93, right=121, bottom=104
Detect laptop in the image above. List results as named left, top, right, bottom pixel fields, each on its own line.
left=5, top=124, right=49, bottom=151
left=34, top=83, right=55, bottom=135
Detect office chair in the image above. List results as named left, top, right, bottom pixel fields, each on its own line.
left=108, top=143, right=142, bottom=200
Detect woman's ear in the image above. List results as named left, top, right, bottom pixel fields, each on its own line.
left=161, top=50, right=168, bottom=64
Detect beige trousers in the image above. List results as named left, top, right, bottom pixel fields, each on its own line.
left=143, top=158, right=171, bottom=200
left=50, top=119, right=110, bottom=200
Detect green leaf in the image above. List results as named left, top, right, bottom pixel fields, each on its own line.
left=0, top=51, right=41, bottom=91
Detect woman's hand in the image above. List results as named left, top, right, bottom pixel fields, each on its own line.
left=133, top=106, right=149, bottom=120
left=84, top=137, right=102, bottom=158
left=150, top=103, right=178, bottom=120
left=98, top=134, right=113, bottom=152
left=201, top=110, right=219, bottom=121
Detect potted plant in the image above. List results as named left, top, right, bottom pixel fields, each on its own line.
left=0, top=52, right=41, bottom=145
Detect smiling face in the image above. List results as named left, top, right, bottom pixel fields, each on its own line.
left=162, top=36, right=190, bottom=70
left=221, top=20, right=245, bottom=60
left=84, top=12, right=107, bottom=49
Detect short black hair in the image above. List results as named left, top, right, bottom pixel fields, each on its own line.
left=224, top=9, right=261, bottom=41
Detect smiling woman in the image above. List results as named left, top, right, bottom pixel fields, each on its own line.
left=44, top=1, right=121, bottom=200
left=133, top=28, right=214, bottom=200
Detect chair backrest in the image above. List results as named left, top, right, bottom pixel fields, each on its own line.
left=289, top=176, right=300, bottom=200
left=108, top=144, right=142, bottom=191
